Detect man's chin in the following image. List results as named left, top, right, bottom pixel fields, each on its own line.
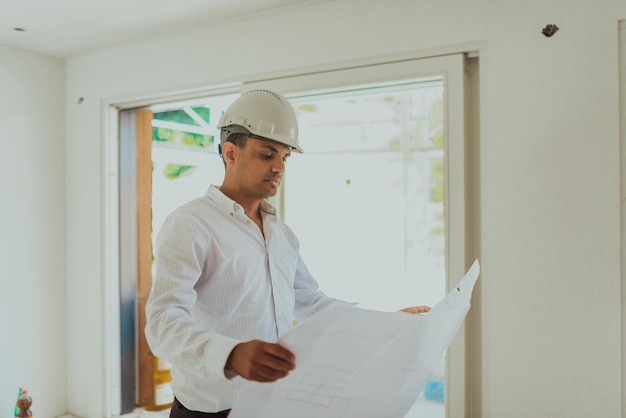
left=259, top=186, right=278, bottom=199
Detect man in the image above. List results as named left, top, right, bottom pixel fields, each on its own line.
left=145, top=89, right=429, bottom=418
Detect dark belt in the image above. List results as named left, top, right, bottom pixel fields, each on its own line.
left=170, top=397, right=230, bottom=418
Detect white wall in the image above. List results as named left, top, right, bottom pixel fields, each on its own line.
left=63, top=0, right=626, bottom=417
left=0, top=46, right=66, bottom=417
left=621, top=20, right=626, bottom=418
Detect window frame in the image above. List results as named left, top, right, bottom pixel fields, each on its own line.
left=107, top=53, right=475, bottom=417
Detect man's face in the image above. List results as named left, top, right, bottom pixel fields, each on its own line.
left=232, top=137, right=291, bottom=199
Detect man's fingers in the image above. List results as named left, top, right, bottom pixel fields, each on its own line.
left=263, top=343, right=296, bottom=367
left=261, top=350, right=295, bottom=373
left=252, top=342, right=296, bottom=377
left=228, top=340, right=296, bottom=382
left=248, top=363, right=292, bottom=382
left=400, top=305, right=431, bottom=314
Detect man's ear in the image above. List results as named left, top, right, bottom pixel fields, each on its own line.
left=221, top=142, right=236, bottom=164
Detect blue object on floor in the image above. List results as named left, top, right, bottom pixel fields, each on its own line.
left=423, top=379, right=444, bottom=403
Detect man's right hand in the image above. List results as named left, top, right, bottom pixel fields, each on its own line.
left=225, top=340, right=296, bottom=382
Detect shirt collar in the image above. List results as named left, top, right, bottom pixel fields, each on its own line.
left=206, top=185, right=276, bottom=216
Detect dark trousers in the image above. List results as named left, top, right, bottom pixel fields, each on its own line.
left=169, top=397, right=230, bottom=418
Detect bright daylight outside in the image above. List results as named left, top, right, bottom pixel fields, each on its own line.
left=150, top=79, right=447, bottom=417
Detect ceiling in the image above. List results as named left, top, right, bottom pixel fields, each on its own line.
left=0, top=0, right=325, bottom=58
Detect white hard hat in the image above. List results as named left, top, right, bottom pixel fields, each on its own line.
left=217, top=89, right=304, bottom=153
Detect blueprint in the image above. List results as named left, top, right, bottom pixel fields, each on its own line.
left=229, top=260, right=480, bottom=418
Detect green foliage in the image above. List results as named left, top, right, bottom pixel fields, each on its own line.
left=429, top=159, right=445, bottom=203
left=430, top=98, right=444, bottom=148
left=431, top=129, right=444, bottom=148
left=432, top=225, right=445, bottom=236
left=153, top=128, right=214, bottom=148
left=297, top=104, right=317, bottom=112
left=153, top=107, right=210, bottom=125
left=163, top=164, right=197, bottom=180
left=192, top=107, right=210, bottom=122
left=388, top=137, right=402, bottom=151
left=153, top=107, right=214, bottom=148
left=153, top=128, right=215, bottom=147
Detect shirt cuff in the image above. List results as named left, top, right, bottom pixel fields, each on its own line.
left=201, top=334, right=241, bottom=379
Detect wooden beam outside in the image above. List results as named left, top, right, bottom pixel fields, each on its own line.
left=136, top=108, right=155, bottom=406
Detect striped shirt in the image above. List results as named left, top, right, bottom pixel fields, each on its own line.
left=145, top=185, right=339, bottom=412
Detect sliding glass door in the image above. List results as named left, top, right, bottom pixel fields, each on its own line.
left=116, top=53, right=471, bottom=417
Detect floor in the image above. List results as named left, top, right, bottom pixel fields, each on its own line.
left=120, top=398, right=443, bottom=418
left=120, top=407, right=170, bottom=418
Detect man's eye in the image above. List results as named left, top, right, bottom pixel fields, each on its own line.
left=261, top=154, right=272, bottom=159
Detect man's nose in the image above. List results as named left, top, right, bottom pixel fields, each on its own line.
left=272, top=159, right=285, bottom=173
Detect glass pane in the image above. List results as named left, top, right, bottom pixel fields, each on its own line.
left=150, top=93, right=238, bottom=263
left=284, top=81, right=446, bottom=417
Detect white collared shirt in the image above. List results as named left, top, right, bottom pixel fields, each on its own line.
left=145, top=185, right=339, bottom=412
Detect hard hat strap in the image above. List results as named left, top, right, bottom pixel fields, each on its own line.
left=220, top=124, right=252, bottom=146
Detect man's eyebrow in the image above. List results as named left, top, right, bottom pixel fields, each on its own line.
left=261, top=145, right=291, bottom=157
